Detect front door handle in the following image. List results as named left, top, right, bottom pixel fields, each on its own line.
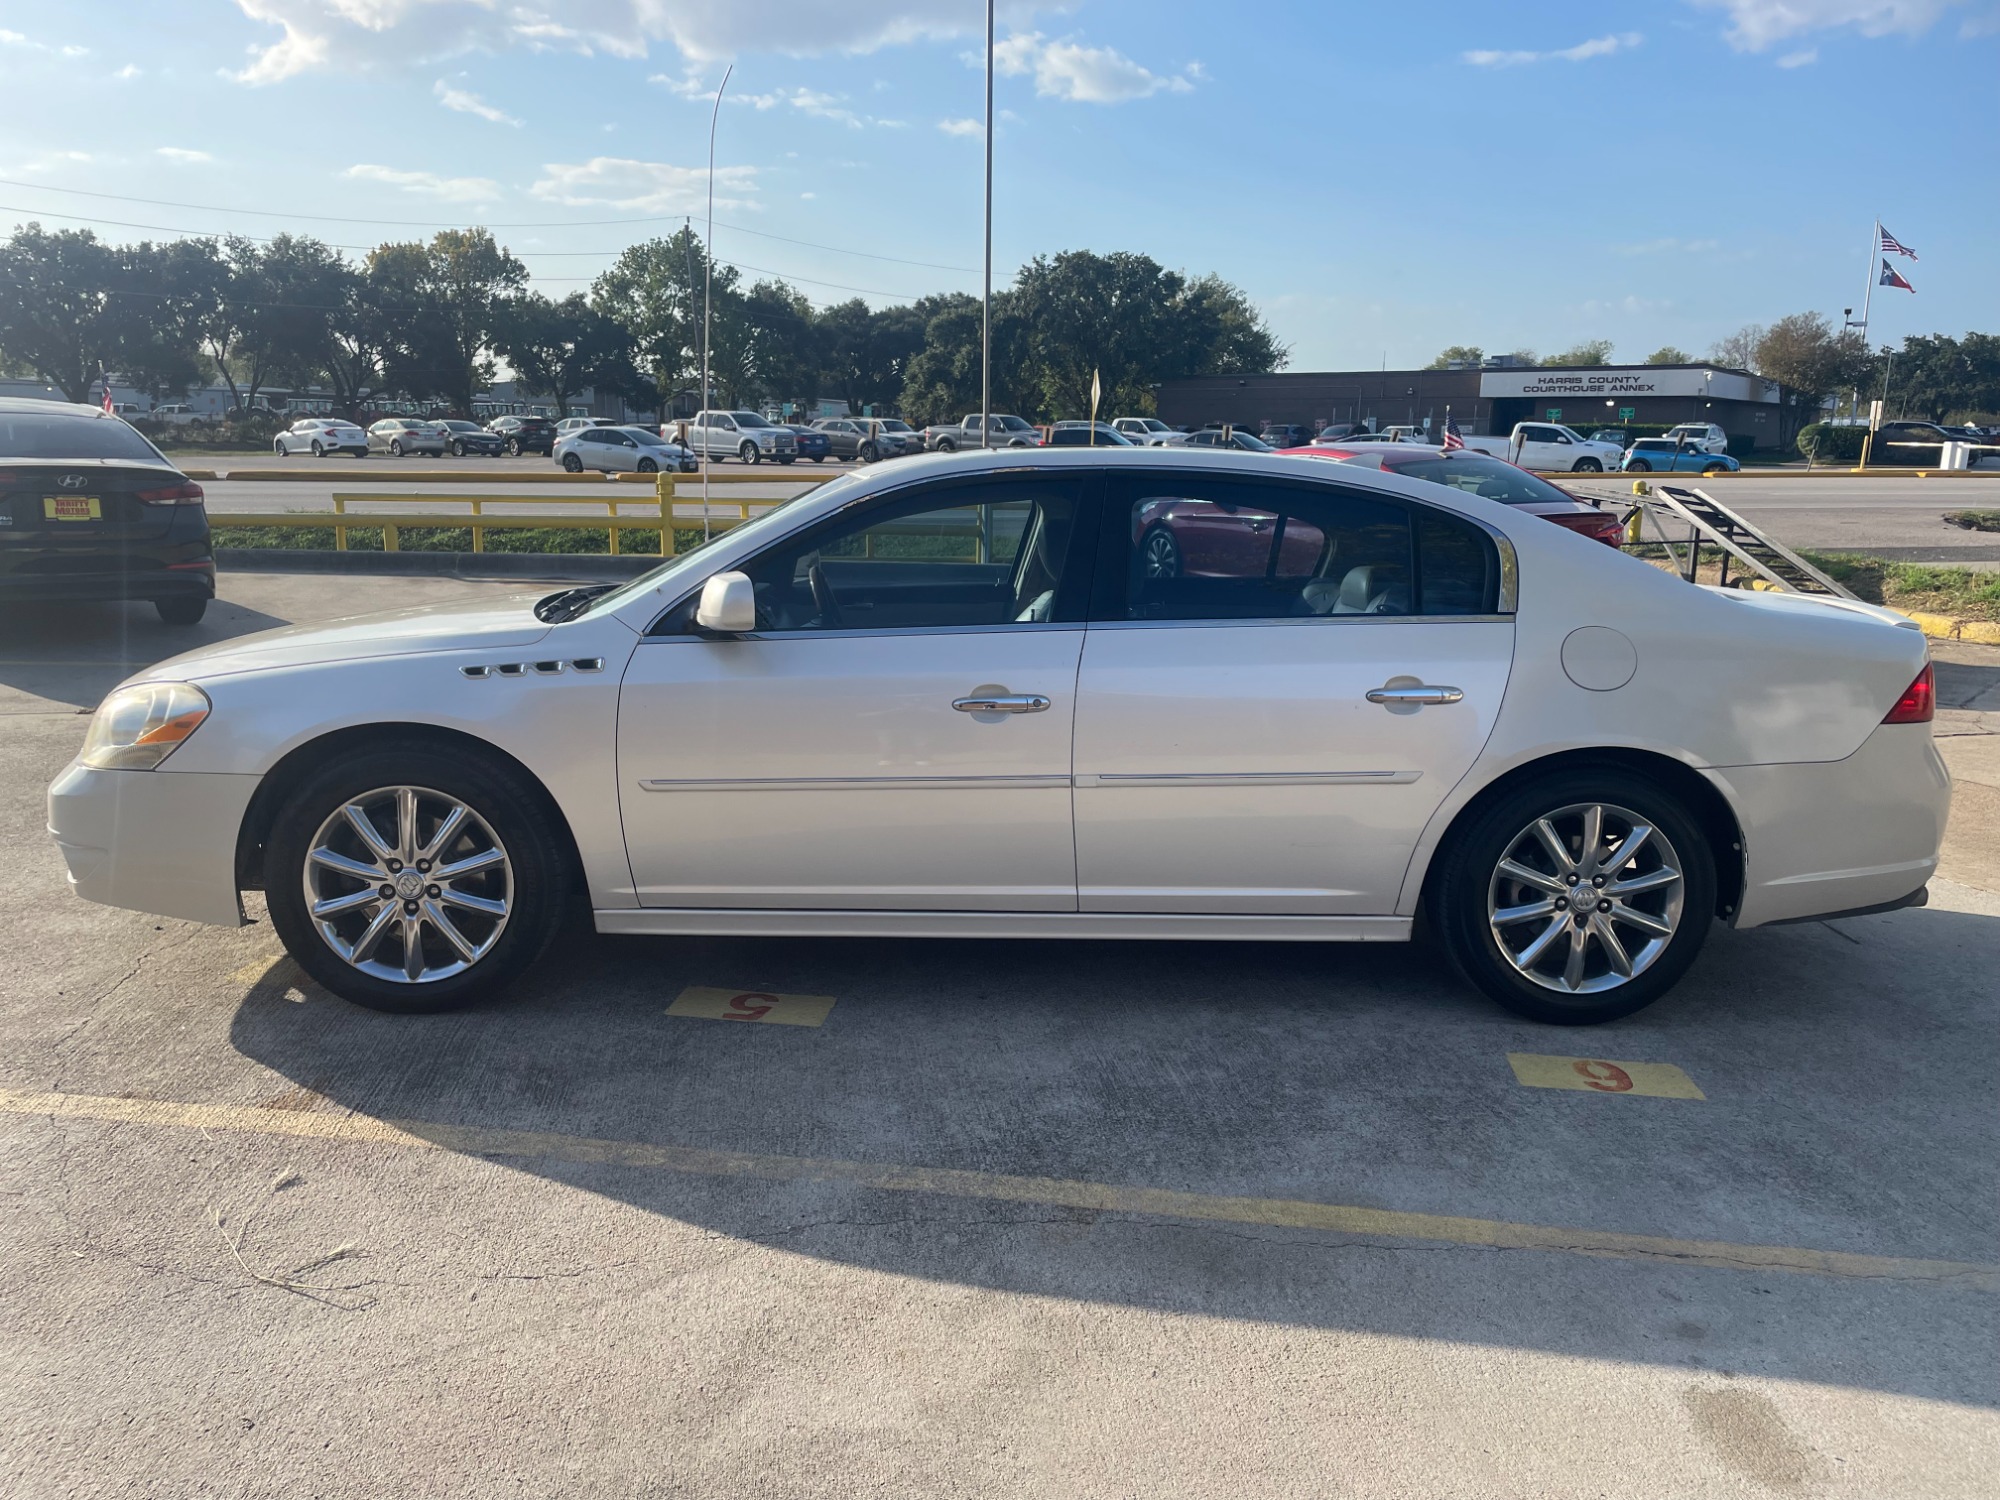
left=953, top=693, right=1051, bottom=714
left=1366, top=684, right=1464, bottom=706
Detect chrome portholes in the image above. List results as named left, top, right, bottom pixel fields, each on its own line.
left=301, top=785, right=513, bottom=985
left=460, top=658, right=605, bottom=679
left=1486, top=801, right=1685, bottom=995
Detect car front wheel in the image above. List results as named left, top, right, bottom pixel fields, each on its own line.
left=859, top=442, right=878, bottom=463
left=273, top=441, right=287, bottom=456
left=1430, top=771, right=1716, bottom=1025
left=1571, top=458, right=1603, bottom=473
left=311, top=441, right=325, bottom=457
left=505, top=439, right=521, bottom=456
left=739, top=442, right=760, bottom=464
left=264, top=746, right=572, bottom=1014
left=636, top=457, right=658, bottom=474
left=561, top=452, right=583, bottom=472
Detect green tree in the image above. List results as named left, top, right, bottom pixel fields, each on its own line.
left=740, top=279, right=822, bottom=409
left=818, top=298, right=927, bottom=415
left=0, top=224, right=125, bottom=402
left=493, top=291, right=633, bottom=424
left=899, top=292, right=1030, bottom=426
left=1547, top=339, right=1613, bottom=367
left=1424, top=345, right=1484, bottom=370
left=372, top=228, right=527, bottom=414
left=1754, top=312, right=1872, bottom=446
left=1645, top=345, right=1692, bottom=365
left=593, top=227, right=738, bottom=409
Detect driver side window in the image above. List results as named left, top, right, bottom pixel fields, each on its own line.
left=732, top=479, right=1085, bottom=634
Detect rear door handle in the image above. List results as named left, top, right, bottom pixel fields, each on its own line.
left=953, top=694, right=1051, bottom=714
left=1366, top=684, right=1464, bottom=706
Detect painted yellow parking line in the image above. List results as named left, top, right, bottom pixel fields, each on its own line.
left=667, top=986, right=836, bottom=1028
left=1, top=1086, right=1989, bottom=1291
left=1509, top=1053, right=1705, bottom=1100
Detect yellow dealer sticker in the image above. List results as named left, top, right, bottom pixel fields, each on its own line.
left=1507, top=1053, right=1705, bottom=1100
left=667, top=986, right=836, bottom=1028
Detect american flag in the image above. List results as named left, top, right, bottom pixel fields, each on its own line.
left=1879, top=226, right=1917, bottom=260
left=1441, top=420, right=1465, bottom=451
left=1879, top=259, right=1916, bottom=293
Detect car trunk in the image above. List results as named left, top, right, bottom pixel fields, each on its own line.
left=0, top=460, right=195, bottom=556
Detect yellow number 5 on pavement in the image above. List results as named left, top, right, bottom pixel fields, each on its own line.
left=1508, top=1052, right=1705, bottom=1099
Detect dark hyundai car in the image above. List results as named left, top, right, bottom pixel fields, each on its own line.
left=485, top=414, right=556, bottom=456
left=783, top=424, right=833, bottom=462
left=0, top=399, right=214, bottom=625
left=437, top=419, right=505, bottom=457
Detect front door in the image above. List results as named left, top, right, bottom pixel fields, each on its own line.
left=1074, top=472, right=1514, bottom=915
left=617, top=473, right=1093, bottom=910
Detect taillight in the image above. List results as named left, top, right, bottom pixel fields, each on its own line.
left=1543, top=510, right=1627, bottom=548
left=1883, top=663, right=1935, bottom=724
left=135, top=481, right=206, bottom=506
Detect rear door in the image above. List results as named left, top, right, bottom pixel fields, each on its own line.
left=1073, top=471, right=1514, bottom=915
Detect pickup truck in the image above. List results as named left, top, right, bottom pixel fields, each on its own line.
left=1462, top=421, right=1626, bottom=473
left=922, top=414, right=1043, bottom=451
left=686, top=409, right=799, bottom=464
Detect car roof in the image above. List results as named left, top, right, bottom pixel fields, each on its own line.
left=0, top=397, right=117, bottom=419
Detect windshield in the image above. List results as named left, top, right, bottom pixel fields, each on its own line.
left=1234, top=432, right=1275, bottom=450
left=1141, top=419, right=1169, bottom=432
left=1554, top=425, right=1590, bottom=444
left=0, top=413, right=170, bottom=462
left=732, top=412, right=773, bottom=428
left=632, top=430, right=675, bottom=446
left=998, top=416, right=1033, bottom=432
left=879, top=420, right=913, bottom=432
left=581, top=470, right=875, bottom=618
left=1385, top=452, right=1578, bottom=507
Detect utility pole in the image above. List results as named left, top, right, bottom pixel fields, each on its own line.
left=980, top=0, right=994, bottom=451
left=702, top=65, right=732, bottom=540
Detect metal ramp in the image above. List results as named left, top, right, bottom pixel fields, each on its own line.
left=1623, top=483, right=1855, bottom=598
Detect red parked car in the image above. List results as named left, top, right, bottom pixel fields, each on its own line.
left=1277, top=443, right=1626, bottom=547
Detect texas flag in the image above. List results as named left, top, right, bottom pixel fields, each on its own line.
left=1879, top=259, right=1916, bottom=293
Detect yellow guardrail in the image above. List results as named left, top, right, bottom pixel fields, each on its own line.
left=213, top=472, right=837, bottom=556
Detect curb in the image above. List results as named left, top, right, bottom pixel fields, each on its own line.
left=214, top=549, right=654, bottom=581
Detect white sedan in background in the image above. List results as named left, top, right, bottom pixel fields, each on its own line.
left=47, top=450, right=1948, bottom=1026
left=272, top=418, right=369, bottom=457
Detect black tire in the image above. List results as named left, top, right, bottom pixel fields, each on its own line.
left=311, top=441, right=325, bottom=457
left=936, top=438, right=957, bottom=453
left=1430, top=769, right=1716, bottom=1025
left=273, top=441, right=287, bottom=457
left=860, top=442, right=879, bottom=463
left=389, top=440, right=404, bottom=457
left=1703, top=462, right=1728, bottom=475
left=739, top=441, right=760, bottom=465
left=561, top=452, right=584, bottom=472
left=1137, top=525, right=1181, bottom=579
left=155, top=595, right=207, bottom=626
left=776, top=455, right=796, bottom=466
left=451, top=441, right=466, bottom=458
left=1572, top=458, right=1602, bottom=473
left=1627, top=459, right=1652, bottom=473
left=636, top=457, right=658, bottom=474
left=505, top=438, right=521, bottom=456
left=812, top=454, right=826, bottom=463
left=264, top=743, right=573, bottom=1014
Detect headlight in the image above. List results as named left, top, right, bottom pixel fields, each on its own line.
left=80, top=682, right=211, bottom=770
left=758, top=433, right=776, bottom=446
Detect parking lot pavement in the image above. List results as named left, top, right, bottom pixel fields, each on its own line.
left=3, top=579, right=1997, bottom=1497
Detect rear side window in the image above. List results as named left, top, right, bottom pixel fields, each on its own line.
left=1102, top=476, right=1499, bottom=622
left=0, top=413, right=166, bottom=462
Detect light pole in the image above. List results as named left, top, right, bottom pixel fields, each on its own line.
left=980, top=0, right=994, bottom=451
left=701, top=64, right=733, bottom=540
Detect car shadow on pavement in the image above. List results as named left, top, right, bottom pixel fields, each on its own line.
left=0, top=596, right=291, bottom=709
left=224, top=901, right=2000, bottom=1408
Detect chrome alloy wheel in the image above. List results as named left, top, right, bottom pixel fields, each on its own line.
left=301, top=785, right=512, bottom=985
left=1486, top=802, right=1684, bottom=995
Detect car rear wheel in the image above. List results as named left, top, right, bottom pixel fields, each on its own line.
left=777, top=455, right=796, bottom=465
left=389, top=440, right=404, bottom=457
left=264, top=746, right=572, bottom=1014
left=155, top=596, right=207, bottom=626
left=1572, top=458, right=1603, bottom=473
left=311, top=441, right=325, bottom=457
left=936, top=438, right=957, bottom=453
left=1138, top=526, right=1181, bottom=578
left=812, top=454, right=826, bottom=463
left=561, top=452, right=584, bottom=472
left=1431, top=771, right=1715, bottom=1025
left=1627, top=459, right=1652, bottom=472
left=1703, top=462, right=1729, bottom=475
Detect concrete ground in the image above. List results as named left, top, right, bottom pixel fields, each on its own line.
left=2, top=576, right=1996, bottom=1499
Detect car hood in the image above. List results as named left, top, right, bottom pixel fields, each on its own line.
left=134, top=593, right=557, bottom=683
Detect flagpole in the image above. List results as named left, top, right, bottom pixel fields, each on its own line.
left=1849, top=218, right=1879, bottom=425
left=702, top=64, right=732, bottom=542
left=979, top=0, right=994, bottom=453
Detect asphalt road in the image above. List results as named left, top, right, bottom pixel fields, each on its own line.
left=191, top=456, right=2000, bottom=564
left=2, top=576, right=1997, bottom=1498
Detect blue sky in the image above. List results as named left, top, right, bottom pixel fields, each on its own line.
left=1, top=0, right=1994, bottom=370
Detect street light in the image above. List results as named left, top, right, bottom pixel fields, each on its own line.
left=980, top=0, right=993, bottom=451
left=701, top=63, right=733, bottom=541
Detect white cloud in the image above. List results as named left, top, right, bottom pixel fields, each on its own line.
left=226, top=0, right=1050, bottom=83
left=156, top=147, right=215, bottom=164
left=1777, top=45, right=1821, bottom=63
left=1463, top=32, right=1642, bottom=66
left=114, top=63, right=142, bottom=80
left=938, top=117, right=984, bottom=138
left=987, top=30, right=1196, bottom=101
left=434, top=77, right=520, bottom=125
left=528, top=157, right=757, bottom=213
left=0, top=27, right=88, bottom=56
left=1689, top=0, right=1967, bottom=50
left=342, top=163, right=501, bottom=202
left=650, top=72, right=911, bottom=128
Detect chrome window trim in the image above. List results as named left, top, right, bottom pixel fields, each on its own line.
left=1086, top=614, right=1515, bottom=632
left=635, top=621, right=1086, bottom=646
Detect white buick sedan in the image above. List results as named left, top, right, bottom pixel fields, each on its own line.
left=47, top=451, right=1949, bottom=1025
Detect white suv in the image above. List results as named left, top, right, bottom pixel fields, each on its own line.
left=1661, top=423, right=1730, bottom=455
left=1112, top=417, right=1186, bottom=446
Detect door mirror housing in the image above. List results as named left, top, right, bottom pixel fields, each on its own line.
left=694, top=572, right=757, bottom=634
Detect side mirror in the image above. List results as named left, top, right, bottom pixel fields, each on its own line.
left=694, top=571, right=756, bottom=635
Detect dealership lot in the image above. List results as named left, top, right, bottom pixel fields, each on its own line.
left=3, top=575, right=1997, bottom=1496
